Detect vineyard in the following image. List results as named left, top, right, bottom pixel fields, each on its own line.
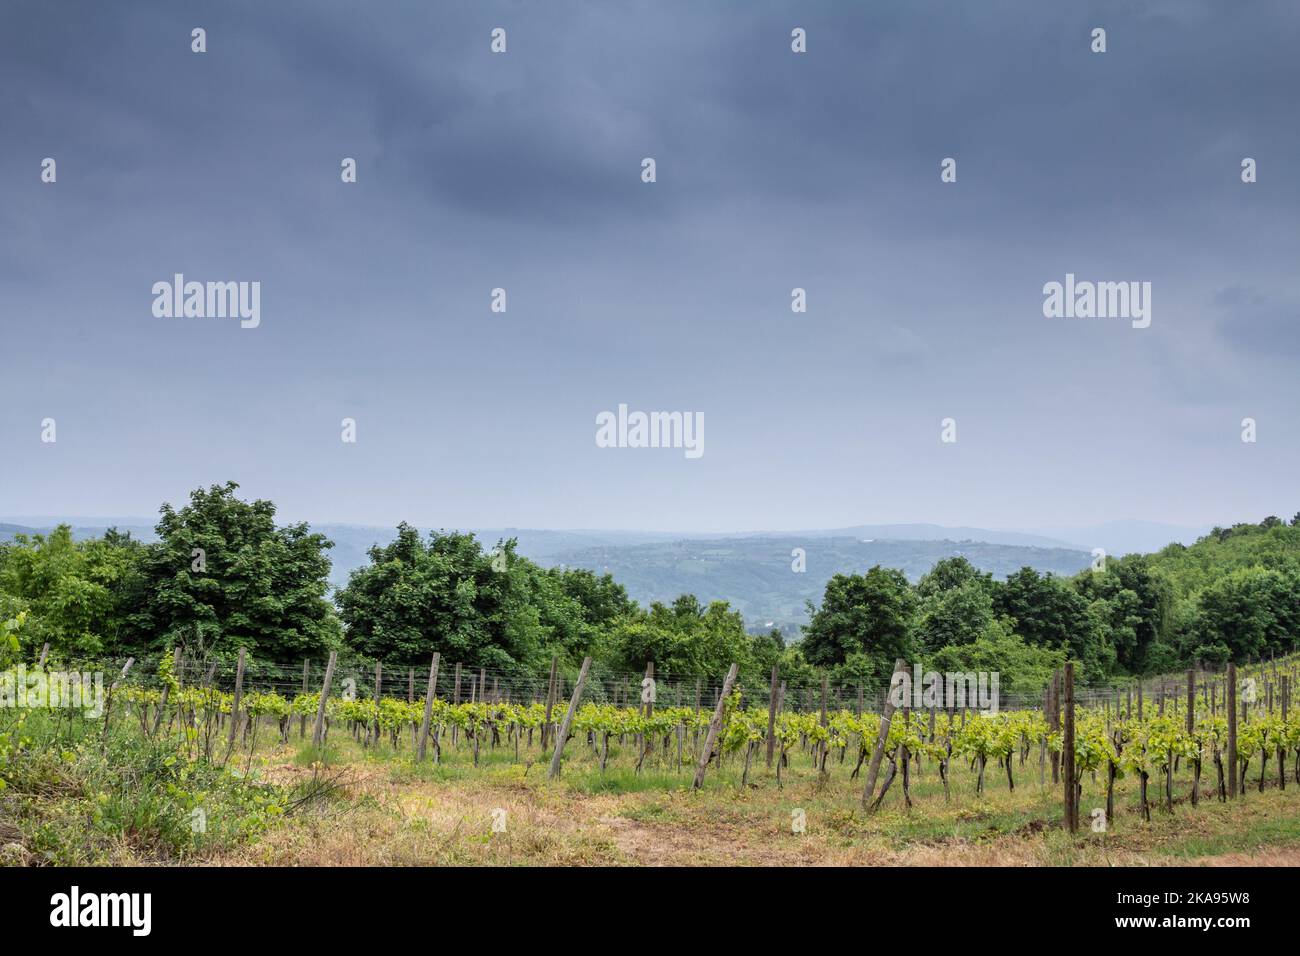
left=5, top=643, right=1300, bottom=866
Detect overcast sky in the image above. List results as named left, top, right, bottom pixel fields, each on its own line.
left=2, top=0, right=1297, bottom=533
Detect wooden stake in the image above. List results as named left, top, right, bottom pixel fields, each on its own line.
left=693, top=663, right=739, bottom=790
left=1062, top=661, right=1076, bottom=832
left=862, top=658, right=907, bottom=810
left=542, top=654, right=559, bottom=749
left=765, top=664, right=779, bottom=768
left=311, top=650, right=337, bottom=749
left=299, top=659, right=310, bottom=738
left=1227, top=662, right=1238, bottom=799
left=416, top=652, right=440, bottom=762
left=548, top=657, right=592, bottom=779
left=225, top=647, right=246, bottom=754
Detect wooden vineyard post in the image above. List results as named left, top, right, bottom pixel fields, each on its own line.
left=299, top=659, right=310, bottom=738
left=1187, top=669, right=1198, bottom=806
left=369, top=661, right=382, bottom=745
left=1281, top=676, right=1290, bottom=791
left=818, top=673, right=829, bottom=771
left=407, top=668, right=414, bottom=704
left=1227, top=662, right=1238, bottom=799
left=37, top=642, right=49, bottom=668
left=692, top=663, right=739, bottom=790
left=548, top=657, right=592, bottom=779
left=765, top=665, right=780, bottom=768
left=225, top=647, right=246, bottom=756
left=639, top=660, right=655, bottom=765
left=417, top=652, right=440, bottom=762
left=1062, top=661, right=1076, bottom=832
left=862, top=658, right=907, bottom=810
left=542, top=654, right=559, bottom=749
left=689, top=679, right=700, bottom=755
left=1039, top=680, right=1049, bottom=787
left=451, top=663, right=462, bottom=746
left=311, top=650, right=337, bottom=749
left=1049, top=670, right=1061, bottom=784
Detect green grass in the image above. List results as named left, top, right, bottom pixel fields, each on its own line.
left=1, top=709, right=285, bottom=865
left=11, top=709, right=1300, bottom=866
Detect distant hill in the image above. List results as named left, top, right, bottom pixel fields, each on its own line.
left=539, top=536, right=1093, bottom=629
left=0, top=517, right=1172, bottom=628
left=1017, top=520, right=1210, bottom=556
left=0, top=521, right=158, bottom=543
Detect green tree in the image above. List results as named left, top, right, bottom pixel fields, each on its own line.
left=928, top=618, right=1065, bottom=697
left=916, top=556, right=992, bottom=599
left=994, top=567, right=1090, bottom=656
left=337, top=525, right=568, bottom=672
left=603, top=596, right=754, bottom=679
left=916, top=581, right=994, bottom=651
left=0, top=525, right=142, bottom=658
left=801, top=567, right=917, bottom=680
left=125, top=482, right=337, bottom=661
left=1189, top=567, right=1300, bottom=662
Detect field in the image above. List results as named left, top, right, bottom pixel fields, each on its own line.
left=4, top=655, right=1300, bottom=868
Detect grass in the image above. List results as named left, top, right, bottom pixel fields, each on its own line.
left=0, top=710, right=288, bottom=865
left=6, top=711, right=1300, bottom=866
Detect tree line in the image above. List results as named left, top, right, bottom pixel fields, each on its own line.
left=2, top=481, right=1297, bottom=692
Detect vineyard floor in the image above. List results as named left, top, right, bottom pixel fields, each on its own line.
left=200, top=732, right=1300, bottom=867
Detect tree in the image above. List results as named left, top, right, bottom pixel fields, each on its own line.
left=1189, top=567, right=1300, bottom=662
left=994, top=567, right=1090, bottom=656
left=545, top=567, right=635, bottom=628
left=801, top=567, right=917, bottom=680
left=1074, top=556, right=1173, bottom=672
left=916, top=556, right=992, bottom=600
left=604, top=596, right=754, bottom=679
left=928, top=618, right=1065, bottom=697
left=125, top=482, right=337, bottom=661
left=0, top=525, right=142, bottom=659
left=916, top=581, right=994, bottom=651
left=337, top=525, right=572, bottom=672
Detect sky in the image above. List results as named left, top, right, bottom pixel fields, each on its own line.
left=2, top=0, right=1297, bottom=534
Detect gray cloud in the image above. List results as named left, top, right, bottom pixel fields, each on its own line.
left=0, top=0, right=1296, bottom=531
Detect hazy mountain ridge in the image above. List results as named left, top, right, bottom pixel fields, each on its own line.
left=538, top=536, right=1093, bottom=628
left=2, top=517, right=1206, bottom=628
